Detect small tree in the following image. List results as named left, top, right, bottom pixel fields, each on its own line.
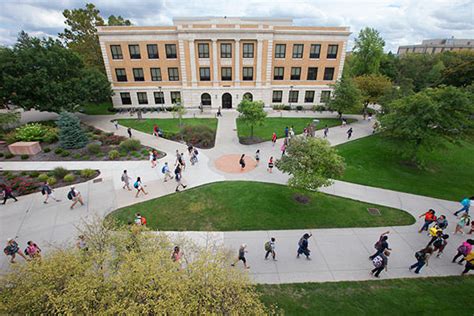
left=351, top=27, right=386, bottom=76
left=56, top=112, right=88, bottom=149
left=237, top=99, right=267, bottom=139
left=276, top=137, right=345, bottom=191
left=328, top=78, right=362, bottom=118
left=353, top=74, right=392, bottom=117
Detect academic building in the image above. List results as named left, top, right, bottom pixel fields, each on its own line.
left=98, top=17, right=350, bottom=109
left=397, top=38, right=474, bottom=55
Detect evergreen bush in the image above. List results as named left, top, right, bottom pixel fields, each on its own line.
left=56, top=112, right=88, bottom=149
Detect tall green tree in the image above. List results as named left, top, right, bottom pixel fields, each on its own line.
left=237, top=99, right=267, bottom=139
left=328, top=78, right=362, bottom=117
left=353, top=74, right=392, bottom=117
left=379, top=52, right=399, bottom=81
left=440, top=51, right=474, bottom=87
left=351, top=27, right=385, bottom=76
left=107, top=15, right=132, bottom=26
left=276, top=137, right=345, bottom=191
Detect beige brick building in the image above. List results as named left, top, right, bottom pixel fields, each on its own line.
left=98, top=17, right=350, bottom=109
left=398, top=38, right=474, bottom=55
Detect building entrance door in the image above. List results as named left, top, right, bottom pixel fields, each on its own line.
left=222, top=93, right=232, bottom=109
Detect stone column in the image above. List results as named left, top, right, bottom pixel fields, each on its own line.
left=256, top=39, right=263, bottom=86
left=188, top=40, right=197, bottom=86
left=235, top=39, right=240, bottom=86
left=212, top=39, right=218, bottom=87
left=178, top=40, right=187, bottom=87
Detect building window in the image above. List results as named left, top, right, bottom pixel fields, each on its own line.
left=170, top=91, right=181, bottom=104
left=304, top=91, right=315, bottom=103
left=292, top=44, right=304, bottom=58
left=137, top=92, right=148, bottom=105
left=120, top=92, right=131, bottom=105
left=288, top=90, right=299, bottom=103
left=201, top=93, right=211, bottom=106
left=110, top=45, right=123, bottom=59
left=221, top=67, right=232, bottom=81
left=323, top=67, right=335, bottom=80
left=150, top=68, right=162, bottom=81
left=128, top=44, right=141, bottom=59
left=310, top=44, right=321, bottom=58
left=320, top=90, right=331, bottom=103
left=132, top=68, right=144, bottom=81
left=198, top=43, right=209, bottom=58
left=307, top=67, right=318, bottom=80
left=168, top=68, right=179, bottom=81
left=291, top=67, right=301, bottom=80
left=243, top=92, right=253, bottom=101
left=221, top=43, right=232, bottom=58
left=327, top=45, right=338, bottom=59
left=199, top=67, right=211, bottom=81
left=243, top=43, right=254, bottom=58
left=115, top=68, right=127, bottom=82
left=275, top=44, right=286, bottom=58
left=147, top=44, right=159, bottom=59
left=242, top=67, right=253, bottom=81
left=165, top=44, right=177, bottom=58
left=273, top=67, right=284, bottom=80
left=272, top=90, right=283, bottom=103
left=154, top=92, right=164, bottom=104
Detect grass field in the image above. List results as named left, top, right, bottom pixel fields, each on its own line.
left=236, top=117, right=356, bottom=142
left=118, top=118, right=218, bottom=135
left=108, top=181, right=414, bottom=231
left=79, top=102, right=114, bottom=115
left=258, top=276, right=474, bottom=315
left=336, top=134, right=474, bottom=201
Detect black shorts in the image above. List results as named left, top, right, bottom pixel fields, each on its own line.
left=238, top=256, right=246, bottom=264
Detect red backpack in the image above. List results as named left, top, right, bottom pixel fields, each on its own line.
left=140, top=216, right=147, bottom=226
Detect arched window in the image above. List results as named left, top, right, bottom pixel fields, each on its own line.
left=243, top=92, right=253, bottom=101
left=222, top=93, right=232, bottom=108
left=201, top=93, right=211, bottom=106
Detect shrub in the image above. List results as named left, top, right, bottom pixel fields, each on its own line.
left=100, top=134, right=124, bottom=145
left=5, top=153, right=14, bottom=159
left=119, top=139, right=141, bottom=151
left=0, top=152, right=4, bottom=157
left=80, top=169, right=96, bottom=178
left=4, top=131, right=17, bottom=144
left=9, top=177, right=38, bottom=195
left=141, top=148, right=149, bottom=155
left=43, top=147, right=51, bottom=153
left=119, top=151, right=127, bottom=157
left=96, top=152, right=104, bottom=158
left=73, top=153, right=81, bottom=159
left=14, top=123, right=58, bottom=143
left=283, top=105, right=292, bottom=111
left=54, top=148, right=63, bottom=155
left=52, top=167, right=68, bottom=179
left=60, top=150, right=70, bottom=157
left=63, top=173, right=75, bottom=182
left=87, top=143, right=101, bottom=154
left=296, top=105, right=303, bottom=111
left=29, top=171, right=40, bottom=178
left=56, top=112, right=88, bottom=149
left=179, top=125, right=215, bottom=148
left=37, top=173, right=49, bottom=182
left=130, top=151, right=140, bottom=158
left=272, top=104, right=285, bottom=110
left=47, top=177, right=57, bottom=185
left=20, top=154, right=29, bottom=160
left=108, top=149, right=120, bottom=160
left=81, top=155, right=90, bottom=160
left=313, top=105, right=327, bottom=112
left=20, top=171, right=28, bottom=176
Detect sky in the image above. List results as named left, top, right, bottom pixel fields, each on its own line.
left=0, top=0, right=473, bottom=52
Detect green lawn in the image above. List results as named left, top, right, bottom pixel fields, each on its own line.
left=336, top=134, right=474, bottom=201
left=108, top=181, right=414, bottom=231
left=118, top=118, right=218, bottom=136
left=258, top=276, right=474, bottom=315
left=79, top=101, right=114, bottom=115
left=237, top=117, right=355, bottom=142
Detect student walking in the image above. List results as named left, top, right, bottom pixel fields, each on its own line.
left=289, top=126, right=295, bottom=138
left=341, top=118, right=347, bottom=127
left=419, top=209, right=437, bottom=233
left=25, top=241, right=42, bottom=260
left=178, top=153, right=186, bottom=171
left=264, top=237, right=277, bottom=261
left=3, top=238, right=28, bottom=263
left=161, top=162, right=174, bottom=182
left=190, top=149, right=198, bottom=165
left=255, top=149, right=260, bottom=166
left=284, top=126, right=289, bottom=138
left=133, top=177, right=148, bottom=198
left=347, top=127, right=353, bottom=139
left=121, top=170, right=132, bottom=190
left=127, top=127, right=132, bottom=138
left=453, top=214, right=471, bottom=235
left=454, top=196, right=473, bottom=216
left=369, top=231, right=392, bottom=260
left=452, top=239, right=474, bottom=264
left=239, top=154, right=246, bottom=170
left=432, top=234, right=449, bottom=257
left=216, top=106, right=222, bottom=117
left=435, top=215, right=448, bottom=230
left=323, top=125, right=329, bottom=138
left=41, top=181, right=60, bottom=203
left=271, top=132, right=277, bottom=146
left=68, top=186, right=84, bottom=209
left=76, top=235, right=88, bottom=251
left=461, top=251, right=474, bottom=275
left=297, top=233, right=312, bottom=260
left=267, top=157, right=274, bottom=173
left=1, top=185, right=18, bottom=205
left=174, top=164, right=187, bottom=192
left=231, top=244, right=250, bottom=269
left=409, top=246, right=433, bottom=274
left=371, top=250, right=390, bottom=278
left=171, top=246, right=185, bottom=270
left=280, top=143, right=286, bottom=157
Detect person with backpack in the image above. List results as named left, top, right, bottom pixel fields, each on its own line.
left=432, top=234, right=449, bottom=258
left=1, top=185, right=18, bottom=205
left=453, top=213, right=471, bottom=235
left=369, top=231, right=391, bottom=260
left=25, top=241, right=41, bottom=260
left=346, top=127, right=353, bottom=139
left=239, top=154, right=246, bottom=170
left=190, top=149, right=198, bottom=165
left=121, top=170, right=132, bottom=190
left=231, top=244, right=250, bottom=269
left=267, top=156, right=274, bottom=173
left=370, top=250, right=390, bottom=278
left=454, top=196, right=473, bottom=216
left=264, top=237, right=276, bottom=261
left=271, top=132, right=277, bottom=146
left=134, top=213, right=147, bottom=226
left=435, top=215, right=448, bottom=230
left=452, top=239, right=474, bottom=264
left=323, top=125, right=329, bottom=138
left=41, top=180, right=59, bottom=204
left=461, top=251, right=474, bottom=275
left=255, top=149, right=260, bottom=166
left=127, top=127, right=132, bottom=138
left=68, top=186, right=84, bottom=210
left=133, top=177, right=148, bottom=198
left=4, top=238, right=27, bottom=263
left=162, top=162, right=174, bottom=182
left=418, top=209, right=437, bottom=233
left=427, top=226, right=443, bottom=246
left=174, top=164, right=187, bottom=192
left=409, top=246, right=433, bottom=274
left=297, top=233, right=312, bottom=260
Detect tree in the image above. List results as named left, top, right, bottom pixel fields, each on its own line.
left=0, top=32, right=112, bottom=113
left=276, top=137, right=345, bottom=191
left=440, top=51, right=474, bottom=87
left=327, top=78, right=362, bottom=117
left=379, top=52, right=399, bottom=81
left=107, top=15, right=132, bottom=26
left=0, top=222, right=268, bottom=314
left=353, top=74, right=392, bottom=117
left=0, top=111, right=20, bottom=131
left=380, top=86, right=473, bottom=166
left=57, top=112, right=88, bottom=149
left=237, top=99, right=267, bottom=139
left=350, top=27, right=385, bottom=76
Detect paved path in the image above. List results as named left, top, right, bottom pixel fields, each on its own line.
left=0, top=109, right=468, bottom=283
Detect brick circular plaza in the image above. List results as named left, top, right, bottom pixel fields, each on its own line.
left=214, top=154, right=257, bottom=173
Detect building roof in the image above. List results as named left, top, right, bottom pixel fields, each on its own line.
left=172, top=16, right=293, bottom=26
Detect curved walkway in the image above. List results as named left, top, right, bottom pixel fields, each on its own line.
left=0, top=109, right=466, bottom=283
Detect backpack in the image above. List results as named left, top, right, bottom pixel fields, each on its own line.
left=415, top=251, right=424, bottom=260
left=457, top=244, right=468, bottom=255
left=161, top=166, right=167, bottom=174
left=121, top=174, right=126, bottom=181
left=374, top=240, right=383, bottom=250
left=298, top=237, right=304, bottom=247
left=194, top=149, right=198, bottom=155
left=372, top=255, right=384, bottom=268
left=433, top=238, right=443, bottom=248
left=41, top=186, right=46, bottom=195
left=133, top=181, right=139, bottom=189
left=264, top=241, right=272, bottom=252
left=67, top=190, right=74, bottom=200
